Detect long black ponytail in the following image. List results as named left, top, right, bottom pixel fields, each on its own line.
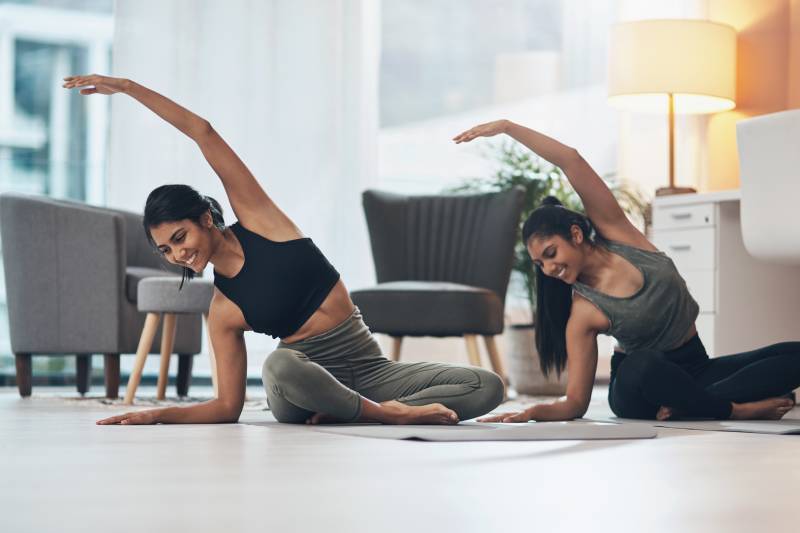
left=522, top=196, right=597, bottom=377
left=143, top=184, right=225, bottom=288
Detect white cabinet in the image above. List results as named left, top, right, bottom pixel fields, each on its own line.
left=651, top=190, right=800, bottom=357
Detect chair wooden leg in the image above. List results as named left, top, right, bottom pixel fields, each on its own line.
left=157, top=313, right=177, bottom=400
left=15, top=353, right=32, bottom=397
left=176, top=354, right=193, bottom=397
left=203, top=313, right=219, bottom=398
left=390, top=336, right=403, bottom=362
left=104, top=354, right=120, bottom=399
left=124, top=312, right=161, bottom=405
left=464, top=335, right=482, bottom=367
left=76, top=354, right=91, bottom=395
left=483, top=336, right=508, bottom=384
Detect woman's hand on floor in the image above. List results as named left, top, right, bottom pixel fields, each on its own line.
left=96, top=408, right=164, bottom=425
left=476, top=408, right=534, bottom=423
left=452, top=119, right=511, bottom=144
left=63, top=74, right=129, bottom=96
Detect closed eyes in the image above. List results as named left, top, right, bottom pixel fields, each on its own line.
left=158, top=232, right=185, bottom=255
left=533, top=246, right=555, bottom=267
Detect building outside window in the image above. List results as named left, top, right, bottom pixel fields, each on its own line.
left=0, top=0, right=113, bottom=380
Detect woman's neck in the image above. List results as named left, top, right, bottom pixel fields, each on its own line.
left=209, top=226, right=244, bottom=277
left=576, top=243, right=615, bottom=288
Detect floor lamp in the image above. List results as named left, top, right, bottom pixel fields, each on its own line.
left=608, top=19, right=737, bottom=196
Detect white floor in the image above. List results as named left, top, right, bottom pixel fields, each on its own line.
left=2, top=384, right=799, bottom=533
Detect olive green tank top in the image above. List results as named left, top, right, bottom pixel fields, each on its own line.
left=571, top=237, right=699, bottom=353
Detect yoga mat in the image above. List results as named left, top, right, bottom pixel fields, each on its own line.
left=313, top=420, right=657, bottom=441
left=651, top=419, right=800, bottom=434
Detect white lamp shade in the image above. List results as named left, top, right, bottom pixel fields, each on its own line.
left=608, top=19, right=736, bottom=114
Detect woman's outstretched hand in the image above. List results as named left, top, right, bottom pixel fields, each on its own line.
left=97, top=408, right=163, bottom=425
left=477, top=408, right=534, bottom=423
left=452, top=119, right=511, bottom=144
left=63, top=74, right=129, bottom=96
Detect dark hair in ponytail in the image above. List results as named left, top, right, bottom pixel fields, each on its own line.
left=521, top=196, right=598, bottom=377
left=143, top=184, right=225, bottom=288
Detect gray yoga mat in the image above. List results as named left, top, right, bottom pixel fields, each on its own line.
left=650, top=419, right=800, bottom=434
left=591, top=415, right=800, bottom=434
left=313, top=420, right=657, bottom=441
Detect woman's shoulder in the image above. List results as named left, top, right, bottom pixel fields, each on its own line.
left=569, top=292, right=611, bottom=334
left=588, top=213, right=659, bottom=254
left=595, top=226, right=661, bottom=255
left=235, top=205, right=305, bottom=243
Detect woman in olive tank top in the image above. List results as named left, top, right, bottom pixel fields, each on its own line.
left=454, top=119, right=800, bottom=423
left=65, top=74, right=504, bottom=426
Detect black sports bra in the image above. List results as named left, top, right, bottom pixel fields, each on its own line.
left=213, top=222, right=340, bottom=339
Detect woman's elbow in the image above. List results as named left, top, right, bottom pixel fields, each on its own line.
left=193, top=119, right=214, bottom=142
left=218, top=399, right=244, bottom=423
left=566, top=398, right=589, bottom=419
left=563, top=147, right=583, bottom=168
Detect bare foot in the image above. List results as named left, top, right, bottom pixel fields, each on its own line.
left=656, top=406, right=673, bottom=421
left=379, top=400, right=459, bottom=425
left=730, top=397, right=795, bottom=420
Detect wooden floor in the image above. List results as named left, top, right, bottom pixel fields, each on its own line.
left=2, top=385, right=798, bottom=533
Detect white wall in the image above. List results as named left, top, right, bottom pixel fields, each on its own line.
left=108, top=0, right=379, bottom=373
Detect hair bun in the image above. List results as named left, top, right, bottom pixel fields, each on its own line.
left=541, top=195, right=563, bottom=207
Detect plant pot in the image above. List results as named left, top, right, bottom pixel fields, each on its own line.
left=505, top=324, right=568, bottom=396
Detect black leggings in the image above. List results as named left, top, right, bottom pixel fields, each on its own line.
left=609, top=334, right=800, bottom=420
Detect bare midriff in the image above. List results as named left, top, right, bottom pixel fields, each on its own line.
left=280, top=279, right=356, bottom=344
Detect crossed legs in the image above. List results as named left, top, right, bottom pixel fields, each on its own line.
left=262, top=348, right=504, bottom=424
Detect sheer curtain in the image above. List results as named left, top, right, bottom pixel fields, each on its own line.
left=107, top=0, right=379, bottom=367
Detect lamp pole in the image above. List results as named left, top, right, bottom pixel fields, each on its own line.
left=656, top=92, right=695, bottom=196
left=669, top=92, right=674, bottom=188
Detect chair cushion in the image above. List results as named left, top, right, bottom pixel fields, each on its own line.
left=125, top=267, right=180, bottom=303
left=350, top=281, right=504, bottom=337
left=137, top=276, right=214, bottom=314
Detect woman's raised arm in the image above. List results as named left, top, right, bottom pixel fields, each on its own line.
left=453, top=119, right=630, bottom=234
left=64, top=75, right=297, bottom=236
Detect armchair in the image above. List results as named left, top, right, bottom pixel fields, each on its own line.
left=0, top=193, right=202, bottom=397
left=351, top=188, right=525, bottom=381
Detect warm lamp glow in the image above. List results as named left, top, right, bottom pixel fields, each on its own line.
left=608, top=93, right=736, bottom=115
left=608, top=19, right=737, bottom=114
left=607, top=19, right=738, bottom=195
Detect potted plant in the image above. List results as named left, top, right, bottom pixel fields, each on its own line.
left=449, top=141, right=649, bottom=395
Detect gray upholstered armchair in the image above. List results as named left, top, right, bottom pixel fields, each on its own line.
left=351, top=188, right=525, bottom=381
left=0, top=193, right=202, bottom=398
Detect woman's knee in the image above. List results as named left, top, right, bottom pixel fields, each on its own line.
left=621, top=349, right=664, bottom=385
left=609, top=381, right=657, bottom=419
left=471, top=368, right=506, bottom=413
left=262, top=348, right=304, bottom=384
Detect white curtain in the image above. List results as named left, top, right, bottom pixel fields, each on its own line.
left=108, top=0, right=379, bottom=366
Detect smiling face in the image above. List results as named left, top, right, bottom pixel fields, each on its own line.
left=149, top=213, right=213, bottom=273
left=526, top=225, right=587, bottom=284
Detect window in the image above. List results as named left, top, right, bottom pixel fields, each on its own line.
left=378, top=0, right=621, bottom=326
left=378, top=0, right=619, bottom=193
left=0, top=0, right=113, bottom=378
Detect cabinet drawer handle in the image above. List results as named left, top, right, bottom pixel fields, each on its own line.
left=669, top=244, right=692, bottom=251
left=670, top=212, right=692, bottom=220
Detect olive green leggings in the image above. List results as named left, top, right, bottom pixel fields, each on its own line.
left=262, top=308, right=505, bottom=423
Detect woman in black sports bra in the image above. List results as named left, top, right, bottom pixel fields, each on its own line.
left=65, top=74, right=504, bottom=426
